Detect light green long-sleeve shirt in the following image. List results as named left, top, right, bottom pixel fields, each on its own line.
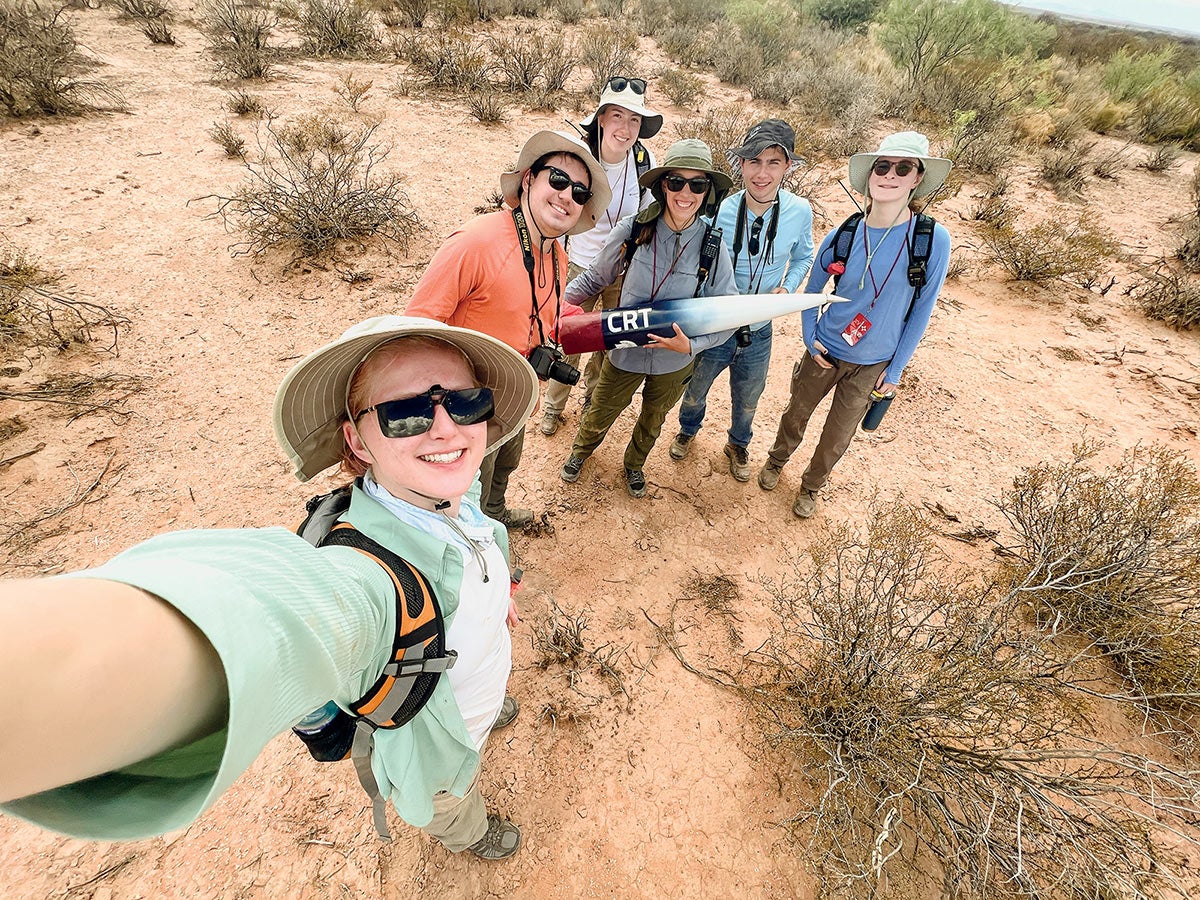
left=1, top=484, right=508, bottom=840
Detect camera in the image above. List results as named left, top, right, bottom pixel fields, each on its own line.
left=734, top=325, right=752, bottom=348
left=528, top=344, right=580, bottom=385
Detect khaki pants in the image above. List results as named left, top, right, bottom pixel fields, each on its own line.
left=570, top=357, right=693, bottom=471
left=543, top=262, right=623, bottom=417
left=766, top=353, right=888, bottom=492
left=425, top=769, right=487, bottom=852
left=479, top=427, right=525, bottom=516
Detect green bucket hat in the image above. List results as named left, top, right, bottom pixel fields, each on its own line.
left=638, top=138, right=733, bottom=219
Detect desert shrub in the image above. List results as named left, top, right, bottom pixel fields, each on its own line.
left=0, top=0, right=126, bottom=116
left=334, top=70, right=372, bottom=110
left=726, top=0, right=798, bottom=69
left=969, top=193, right=1012, bottom=228
left=813, top=95, right=875, bottom=158
left=297, top=0, right=379, bottom=57
left=578, top=22, right=639, bottom=96
left=947, top=108, right=1014, bottom=177
left=673, top=105, right=755, bottom=181
left=1134, top=82, right=1200, bottom=147
left=0, top=242, right=126, bottom=359
left=466, top=90, right=504, bottom=124
left=208, top=118, right=420, bottom=257
left=878, top=0, right=1054, bottom=89
left=201, top=0, right=277, bottom=79
left=999, top=444, right=1200, bottom=721
left=637, top=0, right=721, bottom=33
left=1138, top=142, right=1180, bottom=173
left=656, top=23, right=717, bottom=68
left=208, top=120, right=245, bottom=156
left=805, top=0, right=880, bottom=30
left=548, top=0, right=582, bottom=23
left=405, top=30, right=488, bottom=90
left=657, top=67, right=701, bottom=107
left=226, top=88, right=264, bottom=116
left=666, top=505, right=1200, bottom=897
left=487, top=28, right=574, bottom=93
left=1102, top=45, right=1175, bottom=103
left=984, top=218, right=1118, bottom=287
left=1129, top=265, right=1200, bottom=330
left=1038, top=140, right=1094, bottom=198
left=115, top=0, right=174, bottom=44
left=1089, top=143, right=1127, bottom=179
left=945, top=251, right=967, bottom=279
left=710, top=33, right=760, bottom=87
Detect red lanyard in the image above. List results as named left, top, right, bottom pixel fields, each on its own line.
left=862, top=217, right=912, bottom=306
left=604, top=157, right=629, bottom=230
left=649, top=231, right=695, bottom=301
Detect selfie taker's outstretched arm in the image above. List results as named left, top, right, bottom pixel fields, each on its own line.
left=0, top=577, right=227, bottom=803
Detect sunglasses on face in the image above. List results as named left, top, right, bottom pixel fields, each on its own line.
left=749, top=216, right=764, bottom=256
left=542, top=165, right=593, bottom=205
left=606, top=76, right=646, bottom=95
left=662, top=174, right=710, bottom=195
left=872, top=159, right=920, bottom=177
left=355, top=385, right=495, bottom=439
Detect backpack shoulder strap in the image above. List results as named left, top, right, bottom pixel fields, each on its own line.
left=633, top=141, right=650, bottom=199
left=829, top=211, right=863, bottom=291
left=296, top=485, right=352, bottom=545
left=907, top=213, right=936, bottom=293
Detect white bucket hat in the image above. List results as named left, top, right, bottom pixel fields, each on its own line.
left=498, top=130, right=612, bottom=236
left=580, top=77, right=663, bottom=139
left=848, top=131, right=952, bottom=200
left=274, top=316, right=538, bottom=482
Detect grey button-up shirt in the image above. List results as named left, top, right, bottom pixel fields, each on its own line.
left=564, top=214, right=738, bottom=375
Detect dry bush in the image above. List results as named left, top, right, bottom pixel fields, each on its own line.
left=969, top=193, right=1013, bottom=228
left=673, top=105, right=756, bottom=181
left=948, top=108, right=1015, bottom=177
left=115, top=0, right=174, bottom=44
left=657, top=67, right=701, bottom=107
left=657, top=23, right=717, bottom=69
left=207, top=117, right=420, bottom=258
left=487, top=28, right=574, bottom=93
left=0, top=0, right=126, bottom=116
left=466, top=90, right=504, bottom=124
left=0, top=242, right=127, bottom=361
left=297, top=0, right=380, bottom=57
left=1129, top=265, right=1200, bottom=331
left=578, top=21, right=638, bottom=96
left=208, top=120, right=245, bottom=157
left=405, top=30, right=488, bottom=91
left=1039, top=140, right=1095, bottom=199
left=944, top=251, right=967, bottom=280
left=201, top=0, right=277, bottom=79
left=667, top=506, right=1200, bottom=897
left=548, top=0, right=583, bottom=24
left=984, top=218, right=1118, bottom=288
left=531, top=599, right=630, bottom=719
left=1138, top=142, right=1181, bottom=174
left=226, top=88, right=264, bottom=116
left=999, top=444, right=1200, bottom=724
left=334, top=70, right=371, bottom=110
left=1090, top=143, right=1128, bottom=179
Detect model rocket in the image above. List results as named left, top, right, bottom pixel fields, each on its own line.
left=557, top=293, right=848, bottom=356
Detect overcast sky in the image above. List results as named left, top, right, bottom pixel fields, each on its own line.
left=1000, top=0, right=1200, bottom=38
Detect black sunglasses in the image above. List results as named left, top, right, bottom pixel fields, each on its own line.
left=606, top=76, right=646, bottom=95
left=355, top=385, right=495, bottom=438
left=662, top=174, right=710, bottom=195
left=872, top=159, right=920, bottom=177
left=748, top=216, right=764, bottom=256
left=542, top=165, right=593, bottom=205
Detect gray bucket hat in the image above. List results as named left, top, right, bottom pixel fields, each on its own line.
left=727, top=118, right=803, bottom=166
left=580, top=78, right=663, bottom=139
left=499, top=130, right=612, bottom=236
left=274, top=316, right=538, bottom=482
left=848, top=131, right=952, bottom=200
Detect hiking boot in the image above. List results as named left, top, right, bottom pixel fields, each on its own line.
left=625, top=468, right=647, bottom=498
left=467, top=815, right=522, bottom=860
left=758, top=461, right=783, bottom=491
left=724, top=443, right=750, bottom=482
left=792, top=489, right=818, bottom=519
left=561, top=455, right=584, bottom=483
left=539, top=410, right=562, bottom=436
left=494, top=508, right=533, bottom=529
left=492, top=695, right=519, bottom=731
left=668, top=432, right=694, bottom=460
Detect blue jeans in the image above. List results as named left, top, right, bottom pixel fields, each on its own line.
left=677, top=323, right=772, bottom=449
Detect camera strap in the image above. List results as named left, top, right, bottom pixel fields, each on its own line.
left=512, top=206, right=562, bottom=349
left=731, top=194, right=779, bottom=294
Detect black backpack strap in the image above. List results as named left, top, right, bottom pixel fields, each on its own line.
left=906, top=213, right=936, bottom=299
left=633, top=141, right=650, bottom=200
left=297, top=485, right=352, bottom=546
left=695, top=223, right=723, bottom=297
left=829, top=211, right=863, bottom=291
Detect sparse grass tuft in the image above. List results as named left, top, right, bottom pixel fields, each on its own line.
left=334, top=70, right=372, bottom=110
left=201, top=0, right=277, bottom=79
left=466, top=90, right=504, bottom=124
left=226, top=88, right=264, bottom=116
left=115, top=0, right=174, bottom=44
left=1137, top=143, right=1180, bottom=174
left=207, top=117, right=420, bottom=258
left=1129, top=265, right=1200, bottom=331
left=208, top=120, right=245, bottom=157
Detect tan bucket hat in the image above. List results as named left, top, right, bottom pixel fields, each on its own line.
left=274, top=316, right=538, bottom=482
left=498, top=130, right=612, bottom=236
left=848, top=131, right=952, bottom=200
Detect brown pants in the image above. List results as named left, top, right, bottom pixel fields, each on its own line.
left=543, top=262, right=623, bottom=416
left=766, top=353, right=888, bottom=493
left=425, top=769, right=487, bottom=852
left=479, top=427, right=525, bottom=517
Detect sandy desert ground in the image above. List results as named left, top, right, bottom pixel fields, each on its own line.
left=1, top=6, right=1198, bottom=898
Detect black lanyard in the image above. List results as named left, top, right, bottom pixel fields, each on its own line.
left=511, top=207, right=562, bottom=347
left=731, top=195, right=779, bottom=293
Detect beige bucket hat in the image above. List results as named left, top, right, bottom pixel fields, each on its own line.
left=580, top=77, right=663, bottom=139
left=847, top=131, right=952, bottom=200
left=274, top=316, right=538, bottom=482
left=498, top=130, right=612, bottom=236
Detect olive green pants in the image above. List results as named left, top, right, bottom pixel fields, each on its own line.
left=543, top=262, right=623, bottom=417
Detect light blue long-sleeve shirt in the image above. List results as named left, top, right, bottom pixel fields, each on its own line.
left=802, top=215, right=950, bottom=384
left=564, top=213, right=738, bottom=375
left=714, top=189, right=814, bottom=331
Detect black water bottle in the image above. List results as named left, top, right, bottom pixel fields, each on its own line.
left=860, top=389, right=895, bottom=432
